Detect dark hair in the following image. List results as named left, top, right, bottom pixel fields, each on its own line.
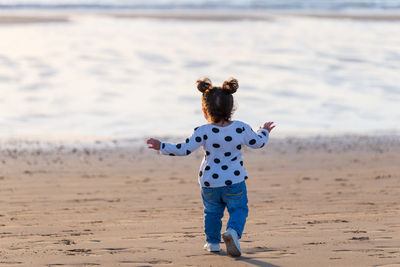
left=197, top=77, right=239, bottom=123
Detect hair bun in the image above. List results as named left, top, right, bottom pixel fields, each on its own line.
left=222, top=77, right=238, bottom=94
left=197, top=77, right=212, bottom=93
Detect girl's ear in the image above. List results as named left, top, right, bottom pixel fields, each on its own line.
left=222, top=77, right=238, bottom=94
left=197, top=77, right=212, bottom=93
left=202, top=107, right=208, bottom=119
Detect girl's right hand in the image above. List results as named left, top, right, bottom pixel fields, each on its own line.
left=262, top=122, right=276, bottom=133
left=147, top=138, right=161, bottom=150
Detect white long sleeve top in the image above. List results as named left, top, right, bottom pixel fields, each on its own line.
left=160, top=120, right=269, bottom=188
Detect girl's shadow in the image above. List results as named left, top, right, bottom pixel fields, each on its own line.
left=214, top=250, right=281, bottom=267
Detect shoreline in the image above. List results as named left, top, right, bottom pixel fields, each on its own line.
left=2, top=10, right=400, bottom=24
left=0, top=15, right=69, bottom=24
left=1, top=133, right=399, bottom=153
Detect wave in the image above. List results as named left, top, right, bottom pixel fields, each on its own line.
left=1, top=0, right=400, bottom=11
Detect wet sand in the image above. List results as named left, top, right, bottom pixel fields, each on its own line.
left=0, top=15, right=69, bottom=24
left=2, top=11, right=400, bottom=24
left=0, top=135, right=399, bottom=266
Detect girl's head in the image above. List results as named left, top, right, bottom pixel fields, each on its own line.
left=197, top=77, right=239, bottom=123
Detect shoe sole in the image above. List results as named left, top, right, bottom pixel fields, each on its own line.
left=204, top=247, right=220, bottom=252
left=222, top=232, right=241, bottom=257
left=204, top=245, right=220, bottom=252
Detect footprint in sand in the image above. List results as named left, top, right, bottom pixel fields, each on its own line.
left=65, top=248, right=92, bottom=255
left=350, top=236, right=369, bottom=241
left=344, top=230, right=367, bottom=233
left=47, top=264, right=99, bottom=266
left=59, top=239, right=75, bottom=245
left=304, top=242, right=326, bottom=245
left=119, top=260, right=172, bottom=265
left=307, top=219, right=349, bottom=225
left=103, top=248, right=127, bottom=251
left=146, top=247, right=166, bottom=251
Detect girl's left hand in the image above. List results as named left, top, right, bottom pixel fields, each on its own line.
left=147, top=138, right=161, bottom=150
left=262, top=121, right=276, bottom=133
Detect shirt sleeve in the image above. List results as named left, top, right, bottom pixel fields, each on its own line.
left=243, top=124, right=269, bottom=149
left=160, top=127, right=204, bottom=156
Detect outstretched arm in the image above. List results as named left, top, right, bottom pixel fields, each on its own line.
left=146, top=127, right=204, bottom=156
left=244, top=121, right=275, bottom=149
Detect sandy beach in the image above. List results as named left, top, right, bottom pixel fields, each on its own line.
left=0, top=135, right=399, bottom=266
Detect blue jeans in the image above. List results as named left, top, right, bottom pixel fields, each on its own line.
left=201, top=181, right=248, bottom=244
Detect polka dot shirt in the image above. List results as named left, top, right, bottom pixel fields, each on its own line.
left=160, top=120, right=269, bottom=188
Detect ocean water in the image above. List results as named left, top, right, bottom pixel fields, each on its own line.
left=0, top=14, right=399, bottom=139
left=0, top=0, right=400, bottom=11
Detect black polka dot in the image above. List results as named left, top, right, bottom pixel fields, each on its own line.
left=236, top=145, right=241, bottom=150
left=203, top=134, right=208, bottom=140
left=213, top=143, right=220, bottom=148
left=234, top=170, right=240, bottom=176
left=258, top=135, right=263, bottom=139
left=249, top=139, right=256, bottom=145
left=212, top=128, right=219, bottom=133
left=224, top=152, right=231, bottom=157
left=195, top=136, right=202, bottom=142
left=240, top=161, right=243, bottom=166
left=236, top=128, right=243, bottom=134
left=185, top=138, right=189, bottom=143
left=162, top=143, right=165, bottom=149
left=204, top=181, right=210, bottom=187
left=224, top=136, right=232, bottom=142
left=214, top=158, right=220, bottom=164
left=186, top=150, right=191, bottom=155
left=212, top=173, right=219, bottom=179
left=199, top=171, right=203, bottom=177
left=260, top=143, right=265, bottom=148
left=242, top=127, right=245, bottom=131
left=206, top=151, right=210, bottom=156
left=231, top=157, right=237, bottom=161
left=176, top=144, right=181, bottom=149
left=225, top=180, right=232, bottom=185
left=169, top=153, right=175, bottom=156
left=205, top=166, right=211, bottom=171
left=194, top=127, right=199, bottom=131
left=262, top=131, right=267, bottom=136
left=221, top=165, right=228, bottom=170
left=244, top=176, right=248, bottom=180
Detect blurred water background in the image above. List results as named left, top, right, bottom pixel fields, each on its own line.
left=0, top=0, right=399, bottom=139
left=1, top=0, right=400, bottom=11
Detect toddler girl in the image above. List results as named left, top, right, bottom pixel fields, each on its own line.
left=147, top=77, right=275, bottom=257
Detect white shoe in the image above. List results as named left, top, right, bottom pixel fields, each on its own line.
left=222, top=228, right=241, bottom=257
left=203, top=243, right=220, bottom=252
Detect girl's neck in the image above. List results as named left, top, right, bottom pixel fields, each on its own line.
left=210, top=120, right=232, bottom=127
